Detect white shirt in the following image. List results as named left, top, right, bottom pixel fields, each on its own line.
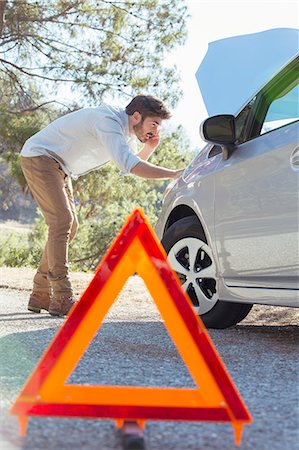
left=21, top=105, right=141, bottom=178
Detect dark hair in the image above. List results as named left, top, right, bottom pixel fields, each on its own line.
left=125, top=95, right=171, bottom=120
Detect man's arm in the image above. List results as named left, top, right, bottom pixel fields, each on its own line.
left=131, top=160, right=184, bottom=179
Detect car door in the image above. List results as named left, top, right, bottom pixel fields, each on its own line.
left=213, top=59, right=299, bottom=290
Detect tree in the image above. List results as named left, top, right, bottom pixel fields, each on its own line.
left=0, top=2, right=6, bottom=37
left=0, top=0, right=188, bottom=114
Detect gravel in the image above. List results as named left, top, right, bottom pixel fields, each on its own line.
left=0, top=269, right=298, bottom=450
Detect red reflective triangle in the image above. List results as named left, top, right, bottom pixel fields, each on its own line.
left=11, top=209, right=252, bottom=445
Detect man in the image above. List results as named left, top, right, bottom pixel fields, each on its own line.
left=20, top=95, right=184, bottom=317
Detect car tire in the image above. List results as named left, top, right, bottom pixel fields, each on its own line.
left=161, top=216, right=253, bottom=329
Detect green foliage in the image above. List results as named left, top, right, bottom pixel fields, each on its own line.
left=0, top=106, right=56, bottom=191
left=0, top=232, right=30, bottom=267
left=0, top=213, right=46, bottom=268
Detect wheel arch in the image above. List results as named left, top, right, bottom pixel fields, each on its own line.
left=163, top=205, right=208, bottom=244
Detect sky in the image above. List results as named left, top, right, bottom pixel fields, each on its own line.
left=168, top=0, right=299, bottom=149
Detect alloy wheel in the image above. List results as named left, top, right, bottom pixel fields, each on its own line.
left=167, top=237, right=218, bottom=314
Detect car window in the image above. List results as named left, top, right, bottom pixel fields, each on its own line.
left=236, top=57, right=298, bottom=143
left=261, top=82, right=299, bottom=134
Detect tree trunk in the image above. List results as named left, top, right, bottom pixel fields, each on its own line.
left=0, top=1, right=6, bottom=37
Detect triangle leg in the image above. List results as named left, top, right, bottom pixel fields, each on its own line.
left=232, top=421, right=244, bottom=446
left=18, top=415, right=29, bottom=437
left=115, top=419, right=145, bottom=429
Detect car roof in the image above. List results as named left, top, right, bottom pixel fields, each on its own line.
left=196, top=28, right=299, bottom=117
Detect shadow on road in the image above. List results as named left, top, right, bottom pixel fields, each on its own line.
left=0, top=312, right=58, bottom=321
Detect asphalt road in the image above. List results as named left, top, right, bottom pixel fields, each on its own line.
left=0, top=288, right=298, bottom=450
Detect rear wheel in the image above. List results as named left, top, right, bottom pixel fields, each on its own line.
left=162, top=216, right=253, bottom=329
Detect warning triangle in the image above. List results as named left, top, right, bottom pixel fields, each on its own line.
left=10, top=208, right=252, bottom=444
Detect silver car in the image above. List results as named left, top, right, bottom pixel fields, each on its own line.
left=156, top=28, right=299, bottom=329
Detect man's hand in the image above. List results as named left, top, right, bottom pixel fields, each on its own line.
left=144, top=132, right=160, bottom=150
left=137, top=132, right=160, bottom=161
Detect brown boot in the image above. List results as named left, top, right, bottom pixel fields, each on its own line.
left=49, top=296, right=76, bottom=317
left=28, top=292, right=51, bottom=313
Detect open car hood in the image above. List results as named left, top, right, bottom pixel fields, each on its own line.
left=196, top=28, right=299, bottom=117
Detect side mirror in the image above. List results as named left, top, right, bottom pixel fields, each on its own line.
left=200, top=114, right=236, bottom=160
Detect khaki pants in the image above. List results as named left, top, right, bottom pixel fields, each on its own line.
left=21, top=155, right=78, bottom=298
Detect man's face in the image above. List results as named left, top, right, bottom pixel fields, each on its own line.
left=133, top=115, right=162, bottom=143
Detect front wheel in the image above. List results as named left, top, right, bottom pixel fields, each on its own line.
left=161, top=216, right=253, bottom=329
